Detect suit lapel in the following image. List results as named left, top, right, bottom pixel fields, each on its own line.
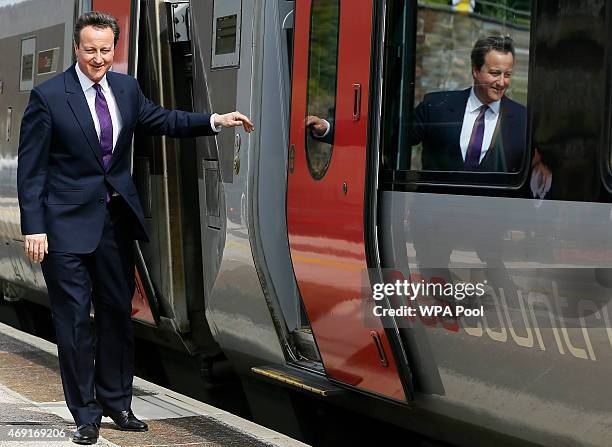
left=479, top=117, right=504, bottom=171
left=106, top=72, right=131, bottom=170
left=500, top=98, right=514, bottom=138
left=500, top=97, right=516, bottom=169
left=446, top=89, right=470, bottom=166
left=65, top=66, right=104, bottom=169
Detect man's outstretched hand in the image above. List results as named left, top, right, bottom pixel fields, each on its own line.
left=214, top=111, right=255, bottom=133
left=25, top=233, right=48, bottom=263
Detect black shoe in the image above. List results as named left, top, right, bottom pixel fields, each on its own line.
left=72, top=423, right=99, bottom=445
left=104, top=409, right=148, bottom=432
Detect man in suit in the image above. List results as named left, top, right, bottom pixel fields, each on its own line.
left=17, top=12, right=253, bottom=445
left=410, top=35, right=527, bottom=172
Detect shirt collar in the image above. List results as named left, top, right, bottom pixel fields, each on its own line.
left=75, top=63, right=110, bottom=93
left=468, top=87, right=501, bottom=115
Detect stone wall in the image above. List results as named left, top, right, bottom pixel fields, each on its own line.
left=415, top=5, right=530, bottom=105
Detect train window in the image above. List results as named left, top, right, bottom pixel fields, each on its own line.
left=79, top=0, right=92, bottom=14
left=211, top=0, right=242, bottom=69
left=20, top=37, right=36, bottom=91
left=37, top=48, right=59, bottom=75
left=215, top=15, right=238, bottom=55
left=380, top=0, right=532, bottom=187
left=304, top=0, right=339, bottom=181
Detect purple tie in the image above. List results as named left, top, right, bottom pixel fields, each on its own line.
left=93, top=83, right=113, bottom=169
left=465, top=105, right=488, bottom=170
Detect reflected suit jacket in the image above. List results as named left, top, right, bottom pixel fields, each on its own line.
left=410, top=88, right=527, bottom=172
left=17, top=65, right=216, bottom=253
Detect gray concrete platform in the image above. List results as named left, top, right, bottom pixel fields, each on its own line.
left=0, top=322, right=309, bottom=447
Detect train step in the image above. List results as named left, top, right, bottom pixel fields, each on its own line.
left=251, top=364, right=345, bottom=397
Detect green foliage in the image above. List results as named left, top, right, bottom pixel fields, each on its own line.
left=418, top=0, right=531, bottom=27
left=307, top=0, right=339, bottom=115
left=420, top=0, right=449, bottom=5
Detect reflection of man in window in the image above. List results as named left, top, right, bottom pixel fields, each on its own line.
left=410, top=36, right=527, bottom=172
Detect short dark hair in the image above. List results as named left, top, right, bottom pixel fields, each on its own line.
left=471, top=36, right=515, bottom=70
left=74, top=11, right=120, bottom=47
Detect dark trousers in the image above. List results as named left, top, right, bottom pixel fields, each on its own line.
left=41, top=199, right=136, bottom=426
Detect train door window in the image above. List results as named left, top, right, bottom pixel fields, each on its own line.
left=79, top=0, right=92, bottom=14
left=304, top=0, right=339, bottom=180
left=380, top=0, right=532, bottom=188
left=20, top=37, right=36, bottom=91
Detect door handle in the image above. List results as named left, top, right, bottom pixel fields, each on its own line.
left=370, top=330, right=389, bottom=367
left=6, top=107, right=12, bottom=142
left=352, top=83, right=361, bottom=121
left=289, top=144, right=295, bottom=173
left=233, top=133, right=241, bottom=175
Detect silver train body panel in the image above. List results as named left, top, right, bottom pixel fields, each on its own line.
left=379, top=190, right=612, bottom=446
left=0, top=0, right=84, bottom=295
left=191, top=0, right=292, bottom=366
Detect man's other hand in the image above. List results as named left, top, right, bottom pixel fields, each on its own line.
left=214, top=111, right=255, bottom=133
left=305, top=115, right=329, bottom=136
left=25, top=233, right=48, bottom=263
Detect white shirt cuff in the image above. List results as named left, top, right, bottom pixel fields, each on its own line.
left=210, top=113, right=222, bottom=133
left=314, top=119, right=331, bottom=138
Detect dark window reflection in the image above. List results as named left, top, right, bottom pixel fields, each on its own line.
left=381, top=0, right=531, bottom=175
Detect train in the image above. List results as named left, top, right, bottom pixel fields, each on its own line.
left=1, top=0, right=611, bottom=445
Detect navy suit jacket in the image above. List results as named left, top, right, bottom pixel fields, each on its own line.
left=410, top=88, right=527, bottom=172
left=17, top=65, right=216, bottom=253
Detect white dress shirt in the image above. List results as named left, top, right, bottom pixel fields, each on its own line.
left=75, top=64, right=221, bottom=146
left=459, top=88, right=501, bottom=162
left=75, top=63, right=123, bottom=151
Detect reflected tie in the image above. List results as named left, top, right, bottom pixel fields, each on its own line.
left=464, top=104, right=488, bottom=170
left=93, top=83, right=113, bottom=169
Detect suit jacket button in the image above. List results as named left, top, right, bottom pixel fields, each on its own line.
left=98, top=198, right=105, bottom=204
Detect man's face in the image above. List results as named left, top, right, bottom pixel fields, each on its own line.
left=74, top=25, right=115, bottom=83
left=472, top=50, right=514, bottom=104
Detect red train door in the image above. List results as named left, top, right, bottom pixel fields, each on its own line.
left=92, top=0, right=133, bottom=74
left=92, top=0, right=156, bottom=325
left=287, top=0, right=406, bottom=401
